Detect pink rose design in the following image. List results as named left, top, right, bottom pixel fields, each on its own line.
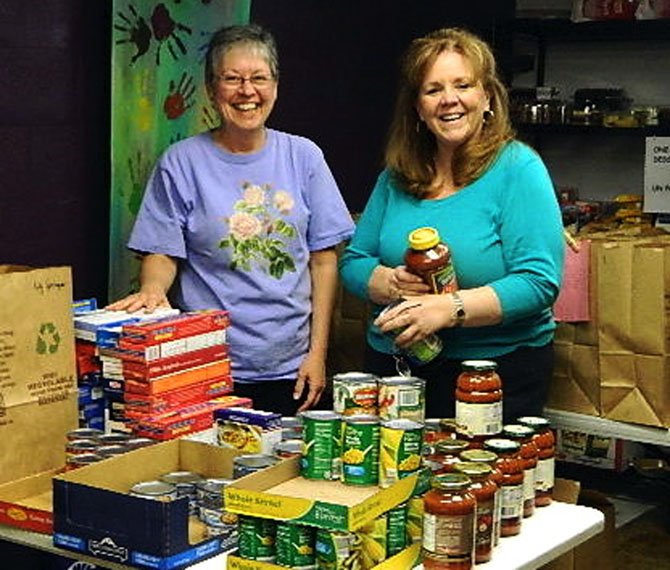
left=229, top=212, right=262, bottom=240
left=243, top=185, right=265, bottom=207
left=274, top=190, right=294, bottom=214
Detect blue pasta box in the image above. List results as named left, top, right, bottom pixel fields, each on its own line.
left=53, top=439, right=243, bottom=569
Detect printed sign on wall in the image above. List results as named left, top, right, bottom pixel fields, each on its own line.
left=644, top=137, right=670, bottom=213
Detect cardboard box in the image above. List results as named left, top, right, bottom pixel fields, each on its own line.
left=225, top=542, right=421, bottom=570
left=541, top=479, right=615, bottom=570
left=224, top=457, right=428, bottom=532
left=53, top=439, right=243, bottom=569
left=0, top=468, right=59, bottom=533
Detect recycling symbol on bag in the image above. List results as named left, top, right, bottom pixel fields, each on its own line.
left=36, top=322, right=61, bottom=354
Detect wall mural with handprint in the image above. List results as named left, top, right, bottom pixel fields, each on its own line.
left=110, top=0, right=250, bottom=300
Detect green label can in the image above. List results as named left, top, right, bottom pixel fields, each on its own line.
left=238, top=515, right=276, bottom=562
left=379, top=418, right=424, bottom=488
left=275, top=521, right=316, bottom=569
left=315, top=528, right=361, bottom=570
left=386, top=503, right=408, bottom=557
left=341, top=414, right=380, bottom=486
left=300, top=410, right=342, bottom=481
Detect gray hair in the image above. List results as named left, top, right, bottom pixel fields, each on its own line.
left=205, top=24, right=279, bottom=91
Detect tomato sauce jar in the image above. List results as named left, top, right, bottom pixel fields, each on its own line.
left=431, top=439, right=470, bottom=474
left=453, top=462, right=497, bottom=564
left=422, top=472, right=476, bottom=569
left=404, top=227, right=458, bottom=294
left=517, top=416, right=555, bottom=506
left=459, top=448, right=502, bottom=547
left=502, top=424, right=538, bottom=518
left=455, top=360, right=503, bottom=442
left=482, top=438, right=524, bottom=537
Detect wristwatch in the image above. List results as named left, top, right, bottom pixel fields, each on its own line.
left=451, top=292, right=466, bottom=327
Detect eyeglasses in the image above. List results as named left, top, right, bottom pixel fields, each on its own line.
left=216, top=73, right=274, bottom=89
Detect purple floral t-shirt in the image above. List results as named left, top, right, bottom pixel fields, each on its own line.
left=128, top=129, right=354, bottom=382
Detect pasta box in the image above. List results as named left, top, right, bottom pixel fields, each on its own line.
left=52, top=439, right=243, bottom=569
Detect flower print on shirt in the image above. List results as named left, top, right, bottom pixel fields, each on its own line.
left=219, top=182, right=298, bottom=279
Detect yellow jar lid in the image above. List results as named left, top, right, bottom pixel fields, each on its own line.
left=408, top=227, right=440, bottom=250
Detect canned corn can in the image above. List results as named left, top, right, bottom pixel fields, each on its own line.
left=300, top=410, right=342, bottom=481
left=332, top=372, right=379, bottom=416
left=386, top=503, right=408, bottom=556
left=196, top=479, right=238, bottom=539
left=315, top=528, right=361, bottom=570
left=379, top=419, right=424, bottom=488
left=378, top=376, right=426, bottom=422
left=238, top=515, right=276, bottom=562
left=275, top=522, right=316, bottom=569
left=341, top=414, right=380, bottom=486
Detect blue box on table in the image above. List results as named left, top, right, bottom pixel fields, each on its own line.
left=53, top=439, right=242, bottom=569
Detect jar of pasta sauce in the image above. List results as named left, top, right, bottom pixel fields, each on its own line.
left=422, top=472, right=476, bottom=570
left=431, top=439, right=470, bottom=474
left=404, top=227, right=458, bottom=294
left=455, top=360, right=503, bottom=443
left=517, top=416, right=555, bottom=506
left=482, top=438, right=523, bottom=537
left=459, top=449, right=502, bottom=547
left=502, top=424, right=538, bottom=518
left=453, top=462, right=496, bottom=564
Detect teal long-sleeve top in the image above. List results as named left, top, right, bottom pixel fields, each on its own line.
left=339, top=141, right=566, bottom=360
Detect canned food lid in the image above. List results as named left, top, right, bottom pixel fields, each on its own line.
left=273, top=439, right=303, bottom=453
left=234, top=454, right=279, bottom=468
left=502, top=424, right=535, bottom=439
left=516, top=416, right=550, bottom=429
left=378, top=375, right=426, bottom=387
left=98, top=433, right=131, bottom=443
left=483, top=438, right=520, bottom=453
left=424, top=418, right=441, bottom=431
left=66, top=439, right=98, bottom=450
left=459, top=449, right=498, bottom=463
left=281, top=416, right=302, bottom=428
left=299, top=410, right=341, bottom=421
left=431, top=472, right=472, bottom=490
left=344, top=414, right=380, bottom=425
left=130, top=481, right=177, bottom=496
left=381, top=418, right=424, bottom=430
left=66, top=428, right=103, bottom=440
left=197, top=478, right=232, bottom=493
left=67, top=453, right=102, bottom=464
left=332, top=371, right=379, bottom=383
left=125, top=438, right=155, bottom=448
left=160, top=471, right=205, bottom=484
left=435, top=439, right=470, bottom=453
left=453, top=461, right=493, bottom=478
left=96, top=445, right=128, bottom=456
left=461, top=359, right=498, bottom=371
left=408, top=227, right=440, bottom=250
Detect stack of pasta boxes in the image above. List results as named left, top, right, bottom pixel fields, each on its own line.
left=97, top=308, right=249, bottom=439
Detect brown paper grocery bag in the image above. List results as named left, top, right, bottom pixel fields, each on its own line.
left=0, top=266, right=78, bottom=484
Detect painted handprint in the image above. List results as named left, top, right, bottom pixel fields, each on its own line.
left=125, top=149, right=152, bottom=216
left=114, top=4, right=152, bottom=64
left=202, top=105, right=219, bottom=130
left=163, top=72, right=195, bottom=119
left=151, top=3, right=192, bottom=66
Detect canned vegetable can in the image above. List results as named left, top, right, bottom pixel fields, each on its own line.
left=332, top=372, right=379, bottom=416
left=275, top=522, right=316, bottom=569
left=300, top=410, right=342, bottom=481
left=378, top=376, right=426, bottom=422
left=341, top=414, right=380, bottom=486
left=238, top=515, right=277, bottom=562
left=379, top=419, right=424, bottom=489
